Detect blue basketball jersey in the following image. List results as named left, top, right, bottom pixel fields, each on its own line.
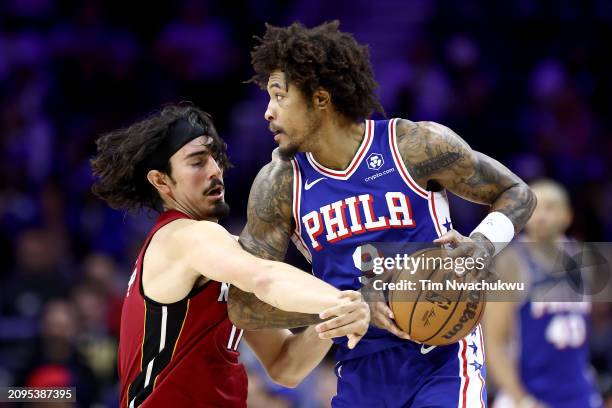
left=514, top=241, right=601, bottom=407
left=291, top=118, right=452, bottom=359
left=290, top=119, right=486, bottom=407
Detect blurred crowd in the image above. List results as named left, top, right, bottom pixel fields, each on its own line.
left=1, top=0, right=611, bottom=406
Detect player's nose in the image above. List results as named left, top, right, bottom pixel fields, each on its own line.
left=264, top=100, right=275, bottom=122
left=207, top=158, right=222, bottom=179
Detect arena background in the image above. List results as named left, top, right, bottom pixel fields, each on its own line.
left=1, top=0, right=611, bottom=406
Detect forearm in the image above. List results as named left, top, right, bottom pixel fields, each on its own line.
left=268, top=326, right=332, bottom=387
left=230, top=155, right=325, bottom=328
left=249, top=259, right=342, bottom=314
left=395, top=121, right=536, bottom=235
left=227, top=245, right=327, bottom=328
left=486, top=342, right=528, bottom=402
left=228, top=286, right=322, bottom=329
left=490, top=182, right=536, bottom=233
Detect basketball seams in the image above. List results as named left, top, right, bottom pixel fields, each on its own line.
left=403, top=251, right=440, bottom=337
left=389, top=247, right=486, bottom=346
left=420, top=271, right=466, bottom=343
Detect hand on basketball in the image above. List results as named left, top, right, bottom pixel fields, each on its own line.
left=369, top=300, right=413, bottom=341
left=433, top=229, right=495, bottom=276
left=315, top=290, right=370, bottom=349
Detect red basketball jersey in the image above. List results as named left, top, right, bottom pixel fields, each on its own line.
left=118, top=210, right=247, bottom=407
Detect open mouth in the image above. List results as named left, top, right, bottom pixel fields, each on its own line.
left=207, top=186, right=224, bottom=197
left=273, top=131, right=284, bottom=142
left=270, top=125, right=284, bottom=139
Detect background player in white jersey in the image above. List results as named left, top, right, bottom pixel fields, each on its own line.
left=228, top=21, right=536, bottom=407
left=484, top=179, right=603, bottom=408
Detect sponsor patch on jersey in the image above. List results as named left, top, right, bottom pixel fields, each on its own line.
left=366, top=153, right=384, bottom=170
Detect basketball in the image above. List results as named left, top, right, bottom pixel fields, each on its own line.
left=388, top=247, right=486, bottom=346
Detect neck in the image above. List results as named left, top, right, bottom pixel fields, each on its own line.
left=309, top=115, right=365, bottom=170
left=163, top=202, right=218, bottom=223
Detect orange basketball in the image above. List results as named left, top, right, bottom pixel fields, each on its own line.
left=388, top=247, right=486, bottom=346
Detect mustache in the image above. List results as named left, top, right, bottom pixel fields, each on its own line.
left=203, top=178, right=224, bottom=195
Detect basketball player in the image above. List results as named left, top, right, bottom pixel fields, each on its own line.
left=90, top=104, right=370, bottom=407
left=484, top=179, right=602, bottom=408
left=227, top=22, right=536, bottom=407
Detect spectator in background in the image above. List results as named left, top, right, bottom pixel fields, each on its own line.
left=71, top=282, right=117, bottom=386
left=14, top=299, right=99, bottom=407
left=1, top=228, right=71, bottom=319
left=81, top=252, right=124, bottom=338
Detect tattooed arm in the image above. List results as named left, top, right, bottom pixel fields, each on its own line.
left=396, top=119, right=536, bottom=252
left=228, top=150, right=323, bottom=330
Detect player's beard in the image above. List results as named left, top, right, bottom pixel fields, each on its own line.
left=210, top=200, right=230, bottom=220
left=278, top=142, right=299, bottom=159
left=279, top=111, right=321, bottom=159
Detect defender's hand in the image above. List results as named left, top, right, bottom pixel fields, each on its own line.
left=369, top=300, right=412, bottom=341
left=315, top=291, right=370, bottom=349
left=360, top=280, right=411, bottom=341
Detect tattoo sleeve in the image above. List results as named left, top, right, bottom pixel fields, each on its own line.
left=396, top=119, right=536, bottom=232
left=227, top=151, right=323, bottom=330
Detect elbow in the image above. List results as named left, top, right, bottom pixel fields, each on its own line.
left=227, top=301, right=249, bottom=330
left=266, top=347, right=304, bottom=389
left=251, top=262, right=276, bottom=299
left=267, top=365, right=301, bottom=388
left=227, top=287, right=260, bottom=330
left=253, top=274, right=274, bottom=297
left=525, top=184, right=537, bottom=217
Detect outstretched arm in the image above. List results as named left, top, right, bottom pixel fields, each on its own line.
left=172, top=220, right=345, bottom=315
left=228, top=151, right=323, bottom=329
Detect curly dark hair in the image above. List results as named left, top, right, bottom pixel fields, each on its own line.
left=90, top=103, right=230, bottom=213
left=250, top=21, right=385, bottom=122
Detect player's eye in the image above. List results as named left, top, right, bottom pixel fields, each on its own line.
left=275, top=94, right=284, bottom=101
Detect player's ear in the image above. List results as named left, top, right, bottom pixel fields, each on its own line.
left=561, top=206, right=573, bottom=232
left=313, top=88, right=331, bottom=110
left=147, top=169, right=173, bottom=197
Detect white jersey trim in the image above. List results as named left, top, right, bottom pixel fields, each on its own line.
left=428, top=192, right=443, bottom=237
left=159, top=306, right=167, bottom=352
left=477, top=325, right=486, bottom=407
left=290, top=158, right=313, bottom=263
left=458, top=325, right=486, bottom=408
left=390, top=117, right=454, bottom=237
left=388, top=118, right=429, bottom=199
left=428, top=190, right=452, bottom=237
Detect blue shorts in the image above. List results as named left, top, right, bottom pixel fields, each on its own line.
left=332, top=326, right=487, bottom=408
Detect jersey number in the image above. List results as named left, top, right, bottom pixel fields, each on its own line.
left=545, top=314, right=586, bottom=349
left=352, top=244, right=383, bottom=284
